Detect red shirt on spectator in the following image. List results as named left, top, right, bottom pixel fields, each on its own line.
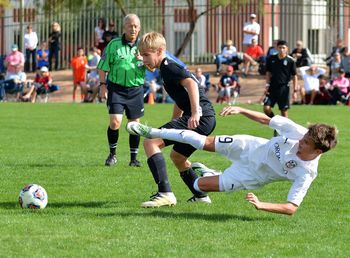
left=246, top=45, right=264, bottom=60
left=35, top=73, right=52, bottom=89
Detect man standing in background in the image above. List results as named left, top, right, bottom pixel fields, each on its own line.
left=242, top=13, right=260, bottom=51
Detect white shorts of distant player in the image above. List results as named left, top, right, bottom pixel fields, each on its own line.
left=214, top=135, right=269, bottom=192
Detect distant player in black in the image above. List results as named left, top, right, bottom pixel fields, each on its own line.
left=263, top=40, right=298, bottom=118
left=136, top=32, right=216, bottom=208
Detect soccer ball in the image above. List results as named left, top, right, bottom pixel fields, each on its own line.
left=18, top=184, right=48, bottom=209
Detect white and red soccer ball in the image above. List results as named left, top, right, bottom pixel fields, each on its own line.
left=18, top=184, right=48, bottom=209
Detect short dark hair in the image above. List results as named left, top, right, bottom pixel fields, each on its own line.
left=307, top=124, right=338, bottom=153
left=277, top=40, right=288, bottom=47
left=318, top=74, right=328, bottom=80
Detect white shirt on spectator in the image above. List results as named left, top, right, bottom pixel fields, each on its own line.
left=24, top=32, right=38, bottom=50
left=299, top=66, right=326, bottom=92
left=243, top=22, right=260, bottom=45
left=221, top=46, right=237, bottom=59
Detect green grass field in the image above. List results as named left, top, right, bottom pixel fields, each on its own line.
left=0, top=103, right=349, bottom=257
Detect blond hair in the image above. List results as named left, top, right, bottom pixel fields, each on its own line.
left=138, top=32, right=166, bottom=54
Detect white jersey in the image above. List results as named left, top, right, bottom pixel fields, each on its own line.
left=216, top=115, right=319, bottom=206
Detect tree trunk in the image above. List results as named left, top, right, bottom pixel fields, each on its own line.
left=174, top=21, right=196, bottom=57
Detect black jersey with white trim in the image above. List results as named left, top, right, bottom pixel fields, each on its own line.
left=266, top=55, right=296, bottom=86
left=159, top=57, right=215, bottom=116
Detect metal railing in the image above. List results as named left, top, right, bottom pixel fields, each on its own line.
left=0, top=0, right=348, bottom=68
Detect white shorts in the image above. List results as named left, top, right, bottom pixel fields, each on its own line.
left=214, top=135, right=268, bottom=192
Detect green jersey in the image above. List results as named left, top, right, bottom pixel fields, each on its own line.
left=97, top=35, right=145, bottom=87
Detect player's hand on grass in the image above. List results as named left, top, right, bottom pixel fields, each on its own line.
left=219, top=106, right=242, bottom=116
left=245, top=192, right=261, bottom=210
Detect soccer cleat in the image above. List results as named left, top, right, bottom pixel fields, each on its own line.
left=187, top=195, right=212, bottom=204
left=105, top=153, right=117, bottom=166
left=141, top=192, right=177, bottom=208
left=129, top=159, right=141, bottom=167
left=126, top=122, right=152, bottom=138
left=191, top=162, right=221, bottom=177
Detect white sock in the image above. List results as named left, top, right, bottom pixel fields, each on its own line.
left=151, top=128, right=206, bottom=150
left=193, top=178, right=206, bottom=193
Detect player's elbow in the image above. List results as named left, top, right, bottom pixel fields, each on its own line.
left=285, top=203, right=298, bottom=215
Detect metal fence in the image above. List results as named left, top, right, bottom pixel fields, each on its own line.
left=0, top=0, right=349, bottom=68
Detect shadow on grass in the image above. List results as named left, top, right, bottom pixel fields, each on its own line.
left=0, top=200, right=120, bottom=210
left=97, top=210, right=274, bottom=222
left=3, top=163, right=73, bottom=168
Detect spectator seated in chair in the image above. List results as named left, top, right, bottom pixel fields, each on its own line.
left=331, top=68, right=350, bottom=104
left=195, top=67, right=211, bottom=93
left=314, top=74, right=343, bottom=105
left=216, top=65, right=240, bottom=104
left=214, top=39, right=241, bottom=75
left=0, top=71, right=34, bottom=101
left=291, top=40, right=313, bottom=68
left=299, top=65, right=326, bottom=104
left=242, top=38, right=264, bottom=77
left=33, top=66, right=60, bottom=102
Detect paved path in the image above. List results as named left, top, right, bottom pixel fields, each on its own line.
left=28, top=64, right=266, bottom=104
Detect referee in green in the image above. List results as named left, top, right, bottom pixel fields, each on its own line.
left=98, top=14, right=145, bottom=167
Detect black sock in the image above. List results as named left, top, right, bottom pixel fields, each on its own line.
left=180, top=168, right=207, bottom=198
left=107, top=127, right=119, bottom=155
left=147, top=153, right=172, bottom=192
left=129, top=134, right=140, bottom=161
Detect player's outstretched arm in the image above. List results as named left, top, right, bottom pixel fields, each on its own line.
left=245, top=193, right=298, bottom=215
left=220, top=106, right=271, bottom=125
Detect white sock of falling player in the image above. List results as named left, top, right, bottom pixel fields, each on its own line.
left=150, top=128, right=206, bottom=150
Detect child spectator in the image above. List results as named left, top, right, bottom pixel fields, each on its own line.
left=86, top=47, right=101, bottom=102
left=71, top=47, right=88, bottom=102
left=217, top=65, right=239, bottom=104
left=33, top=66, right=59, bottom=102
left=194, top=67, right=207, bottom=92
left=36, top=41, right=49, bottom=69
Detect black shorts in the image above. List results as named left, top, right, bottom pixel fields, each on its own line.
left=263, top=85, right=290, bottom=110
left=161, top=115, right=216, bottom=158
left=107, top=83, right=144, bottom=119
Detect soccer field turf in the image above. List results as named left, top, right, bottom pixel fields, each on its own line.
left=0, top=103, right=349, bottom=257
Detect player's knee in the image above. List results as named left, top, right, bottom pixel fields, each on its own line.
left=169, top=151, right=186, bottom=164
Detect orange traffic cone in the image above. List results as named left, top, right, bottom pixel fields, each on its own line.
left=148, top=92, right=154, bottom=104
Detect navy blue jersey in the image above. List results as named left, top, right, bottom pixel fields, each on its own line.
left=159, top=57, right=215, bottom=117
left=219, top=74, right=239, bottom=87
